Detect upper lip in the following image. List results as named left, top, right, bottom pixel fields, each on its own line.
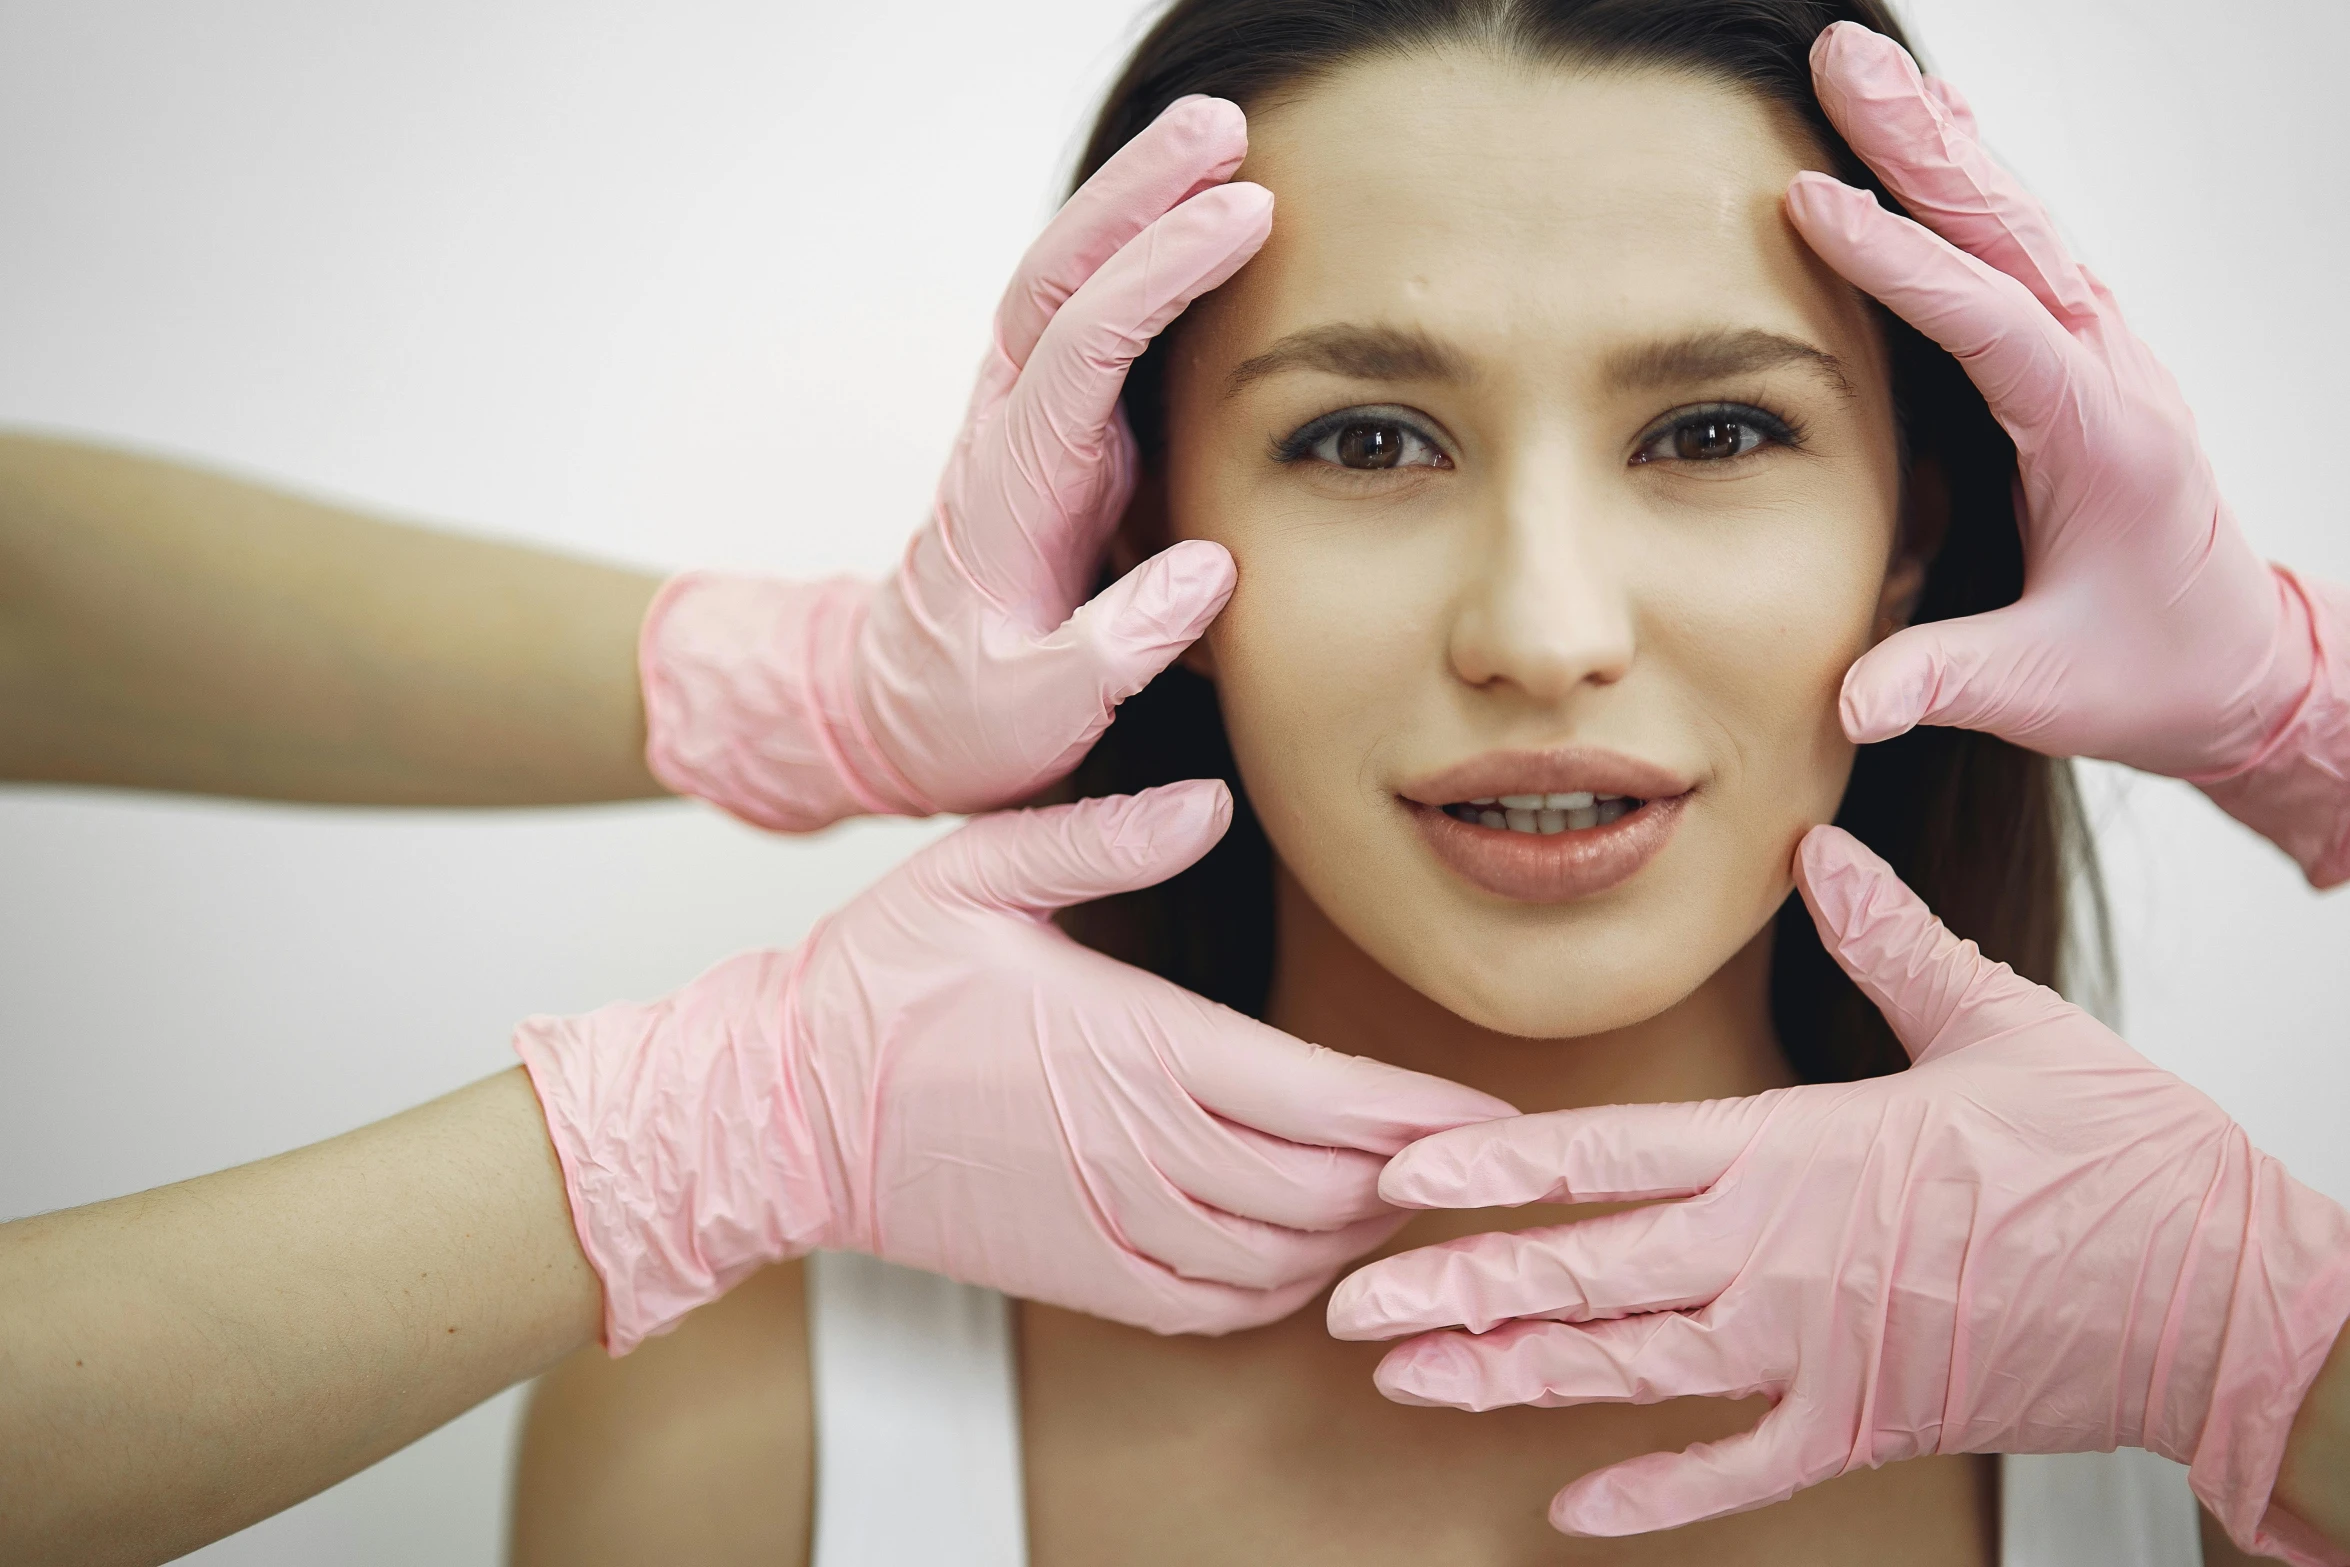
left=1398, top=746, right=1696, bottom=806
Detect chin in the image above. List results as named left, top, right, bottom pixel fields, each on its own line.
left=1399, top=942, right=1717, bottom=1042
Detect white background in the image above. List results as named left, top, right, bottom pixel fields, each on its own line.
left=0, top=2, right=2343, bottom=1561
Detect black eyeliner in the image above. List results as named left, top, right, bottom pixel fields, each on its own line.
left=1630, top=400, right=1808, bottom=463
left=1270, top=405, right=1447, bottom=465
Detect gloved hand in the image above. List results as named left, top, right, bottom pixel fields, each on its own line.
left=638, top=96, right=1269, bottom=832
left=1327, top=826, right=2350, bottom=1564
left=517, top=780, right=1513, bottom=1352
left=1790, top=22, right=2350, bottom=887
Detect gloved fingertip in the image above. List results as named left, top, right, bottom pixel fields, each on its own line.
left=1184, top=177, right=1275, bottom=240
left=1838, top=658, right=1925, bottom=744
left=1807, top=18, right=1861, bottom=74
left=1792, top=825, right=1883, bottom=939
left=1785, top=168, right=1859, bottom=205
left=1108, top=778, right=1233, bottom=860
left=1160, top=92, right=1244, bottom=141
left=1783, top=171, right=1876, bottom=242
left=1139, top=94, right=1250, bottom=191
left=1550, top=1474, right=1631, bottom=1537
left=1812, top=17, right=1921, bottom=97
left=1134, top=538, right=1237, bottom=636
left=1371, top=1334, right=1476, bottom=1406
left=1323, top=1270, right=1385, bottom=1340
left=1376, top=1141, right=1467, bottom=1210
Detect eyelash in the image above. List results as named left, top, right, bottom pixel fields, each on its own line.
left=1270, top=406, right=1451, bottom=471
left=1629, top=401, right=1806, bottom=466
left=1272, top=399, right=1807, bottom=476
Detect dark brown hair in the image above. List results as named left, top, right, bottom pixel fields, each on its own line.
left=1061, top=0, right=2102, bottom=1082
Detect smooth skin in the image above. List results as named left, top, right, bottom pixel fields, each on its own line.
left=0, top=1070, right=603, bottom=1566
left=0, top=432, right=648, bottom=1563
left=0, top=431, right=664, bottom=805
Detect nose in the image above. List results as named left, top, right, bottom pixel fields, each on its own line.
left=1446, top=462, right=1634, bottom=703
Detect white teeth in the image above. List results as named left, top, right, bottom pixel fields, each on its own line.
left=1443, top=795, right=1645, bottom=833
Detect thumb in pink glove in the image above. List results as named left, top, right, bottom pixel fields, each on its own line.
left=1328, top=825, right=2350, bottom=1564
left=517, top=780, right=1514, bottom=1353
left=1790, top=22, right=2350, bottom=886
left=637, top=95, right=1268, bottom=832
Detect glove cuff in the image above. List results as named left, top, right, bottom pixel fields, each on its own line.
left=513, top=946, right=837, bottom=1355
left=2175, top=1152, right=2350, bottom=1563
left=2194, top=568, right=2350, bottom=889
left=638, top=571, right=926, bottom=832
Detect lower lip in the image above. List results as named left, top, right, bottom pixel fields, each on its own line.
left=1407, top=793, right=1689, bottom=903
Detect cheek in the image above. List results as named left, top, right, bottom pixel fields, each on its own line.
left=1651, top=503, right=1891, bottom=868
left=1202, top=516, right=1449, bottom=819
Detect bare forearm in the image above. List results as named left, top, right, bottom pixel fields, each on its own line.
left=2276, top=1324, right=2350, bottom=1553
left=0, top=1069, right=603, bottom=1567
left=0, top=433, right=665, bottom=805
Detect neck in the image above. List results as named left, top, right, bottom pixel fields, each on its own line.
left=1263, top=863, right=1794, bottom=1117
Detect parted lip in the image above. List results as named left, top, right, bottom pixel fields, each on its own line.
left=1397, top=746, right=1697, bottom=807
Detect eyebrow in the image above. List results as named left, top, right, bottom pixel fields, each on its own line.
left=1223, top=322, right=1852, bottom=402
left=1602, top=328, right=1855, bottom=401
left=1225, top=324, right=1470, bottom=398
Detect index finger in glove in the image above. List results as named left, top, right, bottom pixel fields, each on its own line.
left=1132, top=1105, right=1400, bottom=1233
left=993, top=95, right=1248, bottom=372
left=956, top=179, right=1272, bottom=612
left=1325, top=1202, right=1740, bottom=1340
left=1811, top=22, right=2098, bottom=327
left=1373, top=1313, right=1775, bottom=1413
left=1375, top=1097, right=1782, bottom=1211
left=949, top=176, right=1269, bottom=606
left=1550, top=1406, right=1822, bottom=1536
left=1796, top=825, right=2072, bottom=1065
left=1158, top=997, right=1516, bottom=1157
left=910, top=780, right=1233, bottom=917
left=1784, top=171, right=2082, bottom=452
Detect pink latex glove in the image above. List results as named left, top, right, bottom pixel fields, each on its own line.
left=1791, top=23, right=2350, bottom=887
left=1328, top=826, right=2350, bottom=1563
left=638, top=96, right=1269, bottom=832
left=517, top=780, right=1512, bottom=1353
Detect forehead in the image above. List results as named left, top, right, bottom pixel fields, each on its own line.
left=1216, top=50, right=1858, bottom=371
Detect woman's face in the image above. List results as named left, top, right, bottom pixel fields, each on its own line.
left=1160, top=51, right=1918, bottom=1039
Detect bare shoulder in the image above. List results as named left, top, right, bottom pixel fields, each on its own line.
left=510, top=1259, right=812, bottom=1567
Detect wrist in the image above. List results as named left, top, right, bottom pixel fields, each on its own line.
left=2277, top=1324, right=2350, bottom=1557
left=2180, top=1154, right=2350, bottom=1564
left=2194, top=568, right=2350, bottom=888
left=513, top=946, right=834, bottom=1354
left=638, top=571, right=916, bottom=832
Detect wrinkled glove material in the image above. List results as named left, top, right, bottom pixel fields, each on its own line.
left=1330, top=825, right=2350, bottom=1565
left=637, top=95, right=1266, bottom=831
left=2196, top=570, right=2350, bottom=889
left=522, top=781, right=1512, bottom=1355
left=1794, top=24, right=2350, bottom=885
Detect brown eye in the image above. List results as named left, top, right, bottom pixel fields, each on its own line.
left=1335, top=421, right=1404, bottom=469
left=1632, top=404, right=1790, bottom=466
left=1673, top=418, right=1749, bottom=461
left=1282, top=406, right=1448, bottom=472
